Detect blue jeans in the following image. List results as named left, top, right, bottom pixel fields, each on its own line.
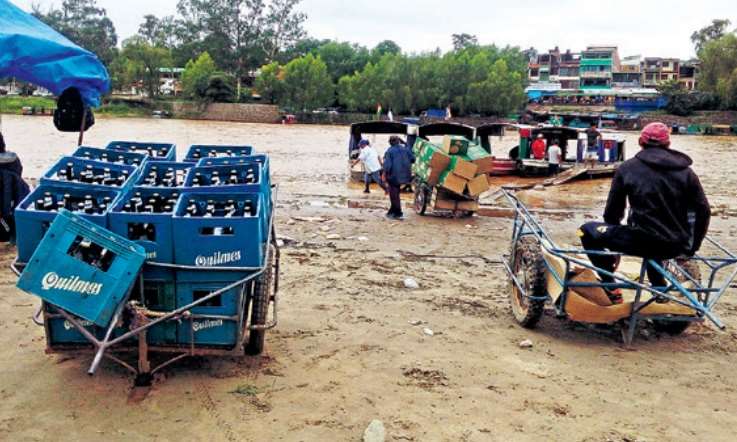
left=365, top=170, right=387, bottom=192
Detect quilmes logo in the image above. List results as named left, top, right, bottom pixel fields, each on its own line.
left=195, top=250, right=241, bottom=267
left=63, top=320, right=93, bottom=330
left=41, top=272, right=103, bottom=296
left=192, top=319, right=224, bottom=332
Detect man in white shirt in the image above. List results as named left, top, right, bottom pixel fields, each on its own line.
left=547, top=139, right=562, bottom=175
left=352, top=139, right=387, bottom=193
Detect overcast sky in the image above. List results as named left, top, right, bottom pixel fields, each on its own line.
left=13, top=0, right=737, bottom=59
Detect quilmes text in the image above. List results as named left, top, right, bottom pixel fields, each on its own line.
left=41, top=272, right=103, bottom=296
left=195, top=250, right=242, bottom=267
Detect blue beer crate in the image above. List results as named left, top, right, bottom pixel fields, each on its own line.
left=173, top=192, right=265, bottom=283
left=106, top=141, right=176, bottom=162
left=73, top=146, right=148, bottom=167
left=183, top=145, right=254, bottom=163
left=134, top=161, right=193, bottom=188
left=195, top=154, right=271, bottom=184
left=108, top=187, right=181, bottom=280
left=45, top=303, right=132, bottom=347
left=176, top=281, right=245, bottom=347
left=183, top=163, right=270, bottom=200
left=41, top=156, right=139, bottom=192
left=132, top=279, right=178, bottom=345
left=17, top=209, right=146, bottom=327
left=15, top=183, right=120, bottom=263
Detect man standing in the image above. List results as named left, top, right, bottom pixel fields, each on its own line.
left=579, top=122, right=711, bottom=304
left=584, top=122, right=601, bottom=168
left=547, top=139, right=562, bottom=175
left=383, top=136, right=415, bottom=220
left=531, top=134, right=546, bottom=160
left=351, top=139, right=386, bottom=194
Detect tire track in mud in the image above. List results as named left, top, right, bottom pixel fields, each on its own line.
left=195, top=379, right=239, bottom=442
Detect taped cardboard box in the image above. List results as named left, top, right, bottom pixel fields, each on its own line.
left=438, top=170, right=467, bottom=195
left=416, top=142, right=451, bottom=185
left=442, top=135, right=471, bottom=156
left=433, top=196, right=478, bottom=212
left=463, top=145, right=495, bottom=174
left=466, top=173, right=491, bottom=197
left=448, top=156, right=478, bottom=180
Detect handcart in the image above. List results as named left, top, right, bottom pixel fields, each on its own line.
left=501, top=189, right=737, bottom=345
left=12, top=189, right=280, bottom=384
left=413, top=179, right=478, bottom=218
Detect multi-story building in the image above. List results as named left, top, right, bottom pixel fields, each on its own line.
left=679, top=60, right=700, bottom=90
left=527, top=47, right=579, bottom=89
left=641, top=57, right=680, bottom=87
left=612, top=55, right=642, bottom=88
left=579, top=46, right=621, bottom=89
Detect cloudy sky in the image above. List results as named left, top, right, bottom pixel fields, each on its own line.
left=13, top=0, right=737, bottom=59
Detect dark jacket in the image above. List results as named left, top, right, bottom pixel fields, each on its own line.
left=0, top=156, right=30, bottom=242
left=383, top=144, right=415, bottom=185
left=604, top=147, right=710, bottom=255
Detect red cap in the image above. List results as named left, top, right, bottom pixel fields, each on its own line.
left=639, top=122, right=671, bottom=148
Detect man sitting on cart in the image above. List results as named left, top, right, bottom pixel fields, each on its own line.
left=578, top=122, right=711, bottom=304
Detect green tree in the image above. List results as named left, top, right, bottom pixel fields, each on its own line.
left=281, top=54, right=334, bottom=111
left=698, top=33, right=737, bottom=109
left=182, top=52, right=218, bottom=100
left=467, top=59, right=525, bottom=116
left=203, top=73, right=237, bottom=102
left=32, top=0, right=118, bottom=65
left=254, top=62, right=284, bottom=103
left=691, top=19, right=732, bottom=54
left=658, top=80, right=694, bottom=116
left=117, top=37, right=173, bottom=99
left=317, top=41, right=370, bottom=81
left=175, top=0, right=307, bottom=89
left=371, top=40, right=401, bottom=59
left=452, top=33, right=479, bottom=51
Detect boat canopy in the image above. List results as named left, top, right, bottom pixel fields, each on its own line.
left=418, top=122, right=474, bottom=140
left=349, top=121, right=415, bottom=156
left=0, top=0, right=110, bottom=107
left=531, top=126, right=580, bottom=141
left=476, top=123, right=517, bottom=151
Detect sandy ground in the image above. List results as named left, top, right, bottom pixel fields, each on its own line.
left=1, top=116, right=737, bottom=441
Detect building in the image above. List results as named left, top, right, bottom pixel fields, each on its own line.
left=527, top=47, right=579, bottom=89
left=579, top=46, right=621, bottom=89
left=641, top=57, right=680, bottom=87
left=679, top=60, right=700, bottom=90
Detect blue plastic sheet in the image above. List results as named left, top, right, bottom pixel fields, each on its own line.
left=0, top=0, right=110, bottom=107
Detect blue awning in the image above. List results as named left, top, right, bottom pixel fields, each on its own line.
left=0, top=0, right=110, bottom=107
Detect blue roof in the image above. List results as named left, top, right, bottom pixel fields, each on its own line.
left=0, top=0, right=110, bottom=107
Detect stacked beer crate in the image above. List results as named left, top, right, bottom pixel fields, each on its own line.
left=15, top=141, right=272, bottom=349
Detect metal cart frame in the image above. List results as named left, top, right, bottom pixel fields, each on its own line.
left=501, top=189, right=737, bottom=345
left=11, top=187, right=281, bottom=381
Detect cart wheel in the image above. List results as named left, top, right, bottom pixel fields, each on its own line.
left=414, top=184, right=430, bottom=215
left=509, top=236, right=546, bottom=328
left=245, top=245, right=275, bottom=355
left=652, top=259, right=702, bottom=336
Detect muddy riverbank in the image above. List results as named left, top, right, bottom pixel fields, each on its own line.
left=1, top=116, right=736, bottom=441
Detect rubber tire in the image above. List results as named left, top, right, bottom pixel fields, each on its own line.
left=652, top=259, right=702, bottom=336
left=414, top=184, right=429, bottom=215
left=245, top=245, right=274, bottom=355
left=509, top=236, right=546, bottom=328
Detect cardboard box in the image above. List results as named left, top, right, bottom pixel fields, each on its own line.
left=434, top=198, right=458, bottom=211
left=448, top=156, right=478, bottom=180
left=456, top=200, right=479, bottom=211
left=466, top=174, right=491, bottom=197
left=415, top=141, right=451, bottom=186
left=439, top=170, right=467, bottom=195
left=442, top=135, right=471, bottom=156
left=464, top=145, right=495, bottom=174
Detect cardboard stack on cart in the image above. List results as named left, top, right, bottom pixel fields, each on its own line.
left=413, top=135, right=492, bottom=212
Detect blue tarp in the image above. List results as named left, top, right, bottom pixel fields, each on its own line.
left=0, top=0, right=110, bottom=107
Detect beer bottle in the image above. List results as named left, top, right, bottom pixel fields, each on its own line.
left=65, top=162, right=74, bottom=178
left=57, top=169, right=68, bottom=181
left=229, top=169, right=239, bottom=184
left=211, top=171, right=221, bottom=186
left=35, top=199, right=44, bottom=210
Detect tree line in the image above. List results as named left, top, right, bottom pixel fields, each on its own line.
left=29, top=0, right=527, bottom=117
left=660, top=18, right=737, bottom=115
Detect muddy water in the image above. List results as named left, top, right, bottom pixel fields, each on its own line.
left=3, top=115, right=736, bottom=211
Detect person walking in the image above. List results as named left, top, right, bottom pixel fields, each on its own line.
left=351, top=139, right=386, bottom=194
left=383, top=136, right=415, bottom=220
left=578, top=122, right=711, bottom=304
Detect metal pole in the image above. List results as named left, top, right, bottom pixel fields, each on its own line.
left=77, top=107, right=87, bottom=146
